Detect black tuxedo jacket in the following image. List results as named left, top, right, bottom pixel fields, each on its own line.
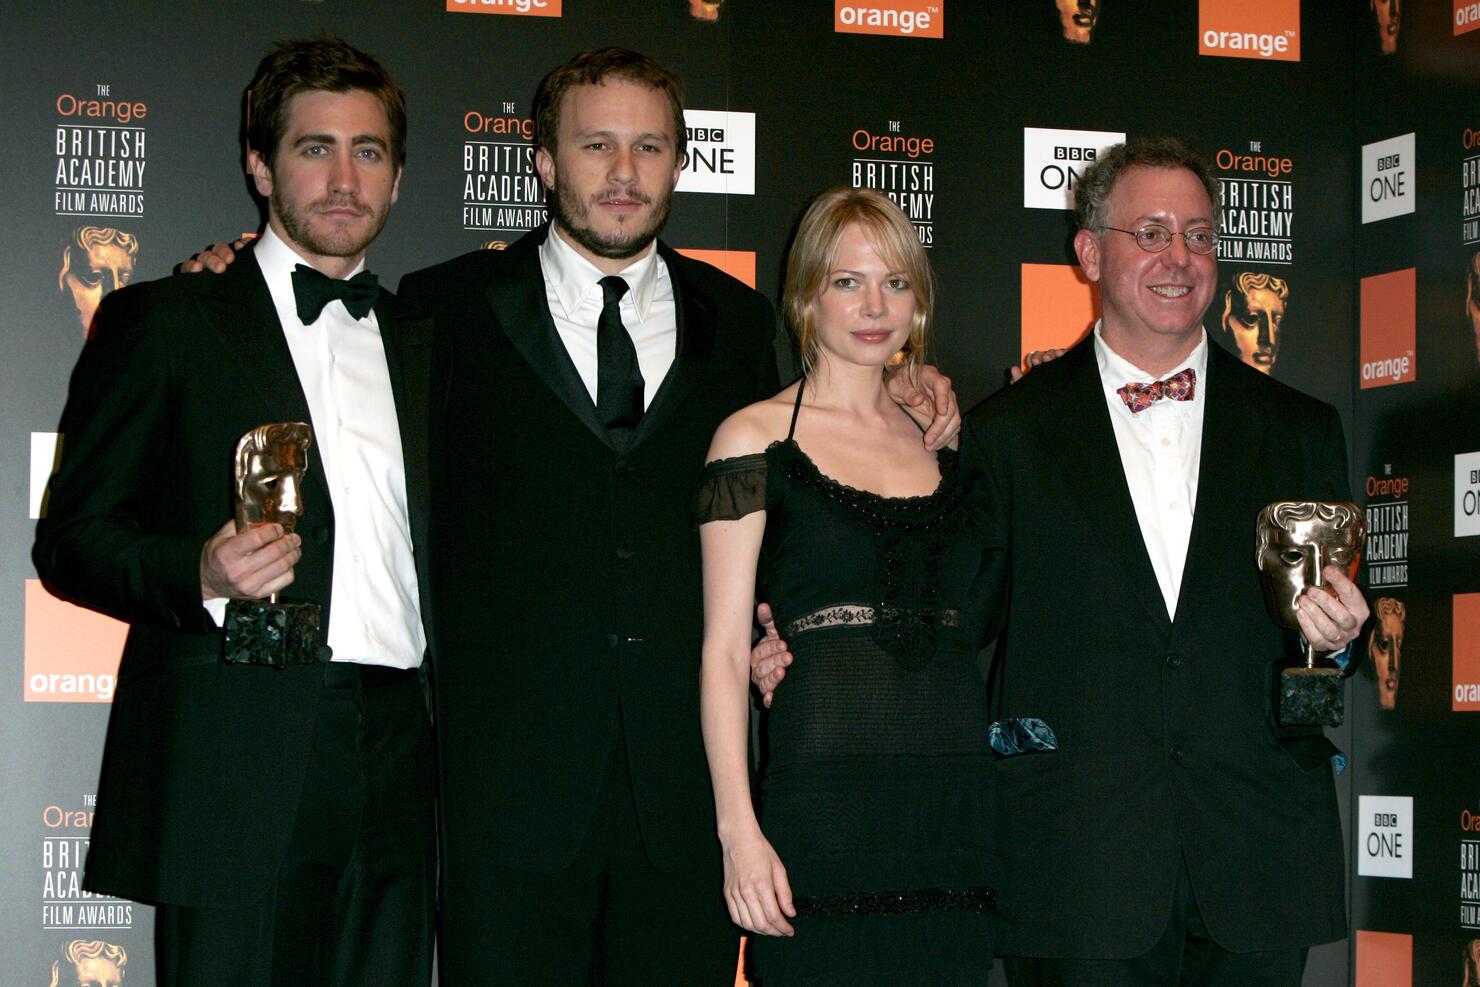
left=963, top=338, right=1350, bottom=958
left=397, top=227, right=777, bottom=888
left=33, top=246, right=432, bottom=907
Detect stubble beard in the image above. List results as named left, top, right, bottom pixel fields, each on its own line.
left=273, top=188, right=389, bottom=262
left=548, top=179, right=673, bottom=261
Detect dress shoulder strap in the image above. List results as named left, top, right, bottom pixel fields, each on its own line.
left=787, top=377, right=806, bottom=441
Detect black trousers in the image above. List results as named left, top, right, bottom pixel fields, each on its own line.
left=439, top=720, right=738, bottom=987
left=1002, top=856, right=1308, bottom=987
left=154, top=663, right=436, bottom=987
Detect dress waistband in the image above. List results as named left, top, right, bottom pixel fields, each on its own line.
left=783, top=603, right=960, bottom=638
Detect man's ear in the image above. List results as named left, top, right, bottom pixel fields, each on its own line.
left=1073, top=228, right=1102, bottom=283
left=247, top=149, right=273, bottom=200
left=534, top=146, right=556, bottom=193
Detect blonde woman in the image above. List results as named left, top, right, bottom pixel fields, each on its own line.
left=698, top=188, right=996, bottom=985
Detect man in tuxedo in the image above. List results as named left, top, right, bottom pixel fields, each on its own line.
left=396, top=47, right=957, bottom=985
left=33, top=39, right=434, bottom=987
left=972, top=138, right=1368, bottom=986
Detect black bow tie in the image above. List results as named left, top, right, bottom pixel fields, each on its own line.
left=291, top=264, right=378, bottom=324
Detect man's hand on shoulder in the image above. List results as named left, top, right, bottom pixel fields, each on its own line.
left=887, top=363, right=960, bottom=450
left=200, top=520, right=302, bottom=600
left=178, top=239, right=246, bottom=275
left=1008, top=348, right=1067, bottom=384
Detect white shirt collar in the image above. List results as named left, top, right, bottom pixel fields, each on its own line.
left=253, top=225, right=370, bottom=329
left=540, top=223, right=661, bottom=323
left=1093, top=321, right=1209, bottom=388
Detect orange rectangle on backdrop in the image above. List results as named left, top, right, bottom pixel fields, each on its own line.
left=1020, top=263, right=1098, bottom=361
left=1354, top=930, right=1412, bottom=987
left=23, top=579, right=127, bottom=703
left=676, top=249, right=757, bottom=289
left=1359, top=268, right=1417, bottom=389
left=1458, top=1, right=1480, bottom=35
left=1198, top=0, right=1301, bottom=61
left=446, top=0, right=562, bottom=16
left=835, top=1, right=944, bottom=39
left=1454, top=592, right=1480, bottom=711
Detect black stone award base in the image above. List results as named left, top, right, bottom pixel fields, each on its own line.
left=1278, top=666, right=1345, bottom=727
left=223, top=598, right=322, bottom=668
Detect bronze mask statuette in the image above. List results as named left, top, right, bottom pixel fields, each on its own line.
left=222, top=423, right=324, bottom=667
left=1255, top=500, right=1365, bottom=726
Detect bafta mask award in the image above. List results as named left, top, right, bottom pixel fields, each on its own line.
left=222, top=423, right=323, bottom=667
left=1255, top=500, right=1366, bottom=726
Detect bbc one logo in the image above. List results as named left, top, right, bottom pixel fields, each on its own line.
left=1022, top=128, right=1125, bottom=211
left=1362, top=133, right=1415, bottom=224
left=835, top=1, right=943, bottom=39
left=1198, top=0, right=1301, bottom=62
left=445, top=0, right=560, bottom=15
left=1457, top=452, right=1480, bottom=538
left=676, top=110, right=755, bottom=196
left=1358, top=795, right=1413, bottom=879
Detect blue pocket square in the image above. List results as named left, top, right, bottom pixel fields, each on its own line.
left=989, top=717, right=1059, bottom=757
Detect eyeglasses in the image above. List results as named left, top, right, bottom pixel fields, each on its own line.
left=1100, top=224, right=1219, bottom=255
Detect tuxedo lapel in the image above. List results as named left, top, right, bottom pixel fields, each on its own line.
left=377, top=295, right=432, bottom=559
left=483, top=232, right=608, bottom=445
left=1172, top=343, right=1268, bottom=625
left=630, top=245, right=716, bottom=449
left=1051, top=340, right=1173, bottom=634
left=193, top=250, right=333, bottom=508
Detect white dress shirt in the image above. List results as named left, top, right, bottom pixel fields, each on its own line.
left=1093, top=324, right=1209, bottom=620
left=539, top=225, right=677, bottom=410
left=205, top=226, right=426, bottom=669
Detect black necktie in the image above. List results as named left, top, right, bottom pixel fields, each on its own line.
left=291, top=264, right=378, bottom=324
left=596, top=275, right=644, bottom=446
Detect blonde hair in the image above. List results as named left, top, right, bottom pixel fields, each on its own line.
left=783, top=187, right=934, bottom=377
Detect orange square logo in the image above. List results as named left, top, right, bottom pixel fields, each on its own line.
left=1355, top=930, right=1412, bottom=987
left=1360, top=268, right=1416, bottom=389
left=445, top=0, right=561, bottom=15
left=835, top=1, right=943, bottom=39
left=1458, top=1, right=1480, bottom=35
left=24, top=580, right=127, bottom=703
left=1455, top=592, right=1480, bottom=711
left=675, top=248, right=757, bottom=289
left=1021, top=263, right=1097, bottom=360
left=1199, top=0, right=1300, bottom=61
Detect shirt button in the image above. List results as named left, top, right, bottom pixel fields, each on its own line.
left=1170, top=744, right=1186, bottom=760
left=1160, top=437, right=1172, bottom=448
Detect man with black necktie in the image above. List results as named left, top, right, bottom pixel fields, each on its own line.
left=397, top=47, right=959, bottom=986
left=33, top=39, right=435, bottom=987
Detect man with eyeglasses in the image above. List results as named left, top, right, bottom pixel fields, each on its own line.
left=966, top=137, right=1367, bottom=985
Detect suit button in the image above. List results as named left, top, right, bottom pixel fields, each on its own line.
left=616, top=546, right=638, bottom=560
left=311, top=525, right=329, bottom=546
left=614, top=461, right=631, bottom=477
left=1166, top=653, right=1184, bottom=669
left=1169, top=744, right=1185, bottom=761
left=605, top=633, right=619, bottom=650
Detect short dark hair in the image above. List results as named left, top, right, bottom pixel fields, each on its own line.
left=533, top=47, right=687, bottom=161
left=246, top=37, right=407, bottom=168
left=1074, top=136, right=1221, bottom=233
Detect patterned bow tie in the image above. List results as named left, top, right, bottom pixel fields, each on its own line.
left=1116, top=367, right=1196, bottom=414
left=291, top=264, right=378, bottom=324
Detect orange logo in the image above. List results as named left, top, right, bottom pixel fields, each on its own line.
left=1459, top=1, right=1480, bottom=35
left=1455, top=593, right=1480, bottom=711
left=1355, top=930, right=1412, bottom=987
left=1360, top=268, right=1417, bottom=389
left=24, top=580, right=126, bottom=703
left=1199, top=0, right=1300, bottom=61
left=835, top=1, right=943, bottom=39
left=675, top=249, right=757, bottom=289
left=446, top=0, right=561, bottom=15
left=1020, top=263, right=1098, bottom=360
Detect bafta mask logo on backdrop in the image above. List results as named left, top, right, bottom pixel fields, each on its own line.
left=1368, top=597, right=1405, bottom=710
left=49, top=940, right=127, bottom=987
left=58, top=227, right=137, bottom=339
left=1466, top=249, right=1480, bottom=364
left=1220, top=271, right=1288, bottom=373
left=1198, top=0, right=1300, bottom=61
left=1054, top=0, right=1099, bottom=44
left=444, top=0, right=561, bottom=15
left=481, top=240, right=510, bottom=250
left=1359, top=268, right=1417, bottom=389
left=688, top=0, right=725, bottom=20
left=834, top=1, right=945, bottom=39
left=1371, top=0, right=1401, bottom=53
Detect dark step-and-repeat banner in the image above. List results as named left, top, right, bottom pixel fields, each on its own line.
left=0, top=2, right=1474, bottom=984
